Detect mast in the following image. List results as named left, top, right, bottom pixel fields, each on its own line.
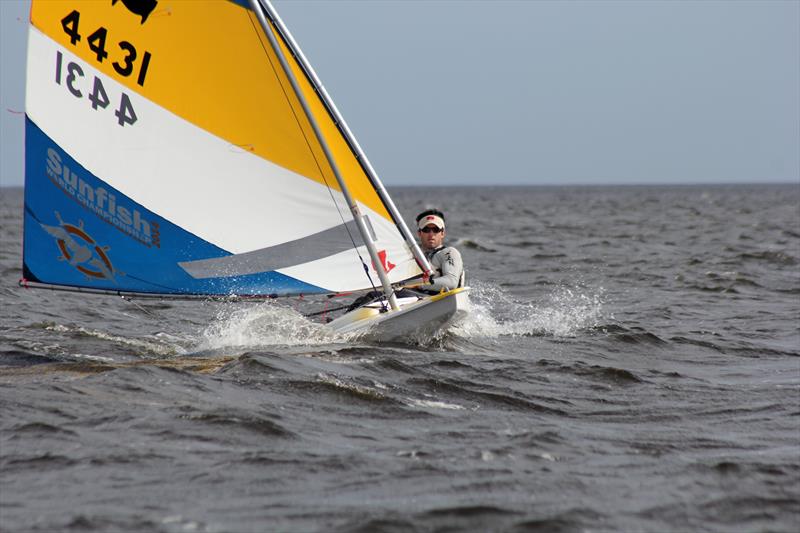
left=249, top=0, right=400, bottom=310
left=256, top=0, right=433, bottom=278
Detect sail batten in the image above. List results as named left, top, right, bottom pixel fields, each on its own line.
left=22, top=0, right=420, bottom=298
left=179, top=219, right=365, bottom=279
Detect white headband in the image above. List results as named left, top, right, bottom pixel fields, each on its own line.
left=418, top=215, right=445, bottom=230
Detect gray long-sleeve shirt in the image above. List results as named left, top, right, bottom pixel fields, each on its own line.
left=425, top=245, right=465, bottom=291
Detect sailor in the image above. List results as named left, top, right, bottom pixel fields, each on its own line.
left=414, top=208, right=465, bottom=293
left=344, top=208, right=464, bottom=312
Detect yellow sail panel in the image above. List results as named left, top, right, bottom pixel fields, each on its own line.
left=29, top=0, right=388, bottom=218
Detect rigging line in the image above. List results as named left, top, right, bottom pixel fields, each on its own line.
left=251, top=11, right=363, bottom=247
left=246, top=8, right=379, bottom=291
left=247, top=12, right=329, bottom=188
left=304, top=303, right=351, bottom=318
left=261, top=6, right=401, bottom=234
left=18, top=279, right=283, bottom=301
left=262, top=4, right=425, bottom=277
left=121, top=272, right=192, bottom=293
left=119, top=294, right=157, bottom=317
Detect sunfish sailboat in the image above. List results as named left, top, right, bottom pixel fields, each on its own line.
left=20, top=0, right=468, bottom=341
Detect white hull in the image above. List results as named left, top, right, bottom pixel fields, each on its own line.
left=326, top=288, right=470, bottom=342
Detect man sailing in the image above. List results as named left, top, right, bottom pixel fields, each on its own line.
left=345, top=208, right=464, bottom=312
left=414, top=209, right=465, bottom=293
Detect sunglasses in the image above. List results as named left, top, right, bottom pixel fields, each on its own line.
left=419, top=227, right=443, bottom=234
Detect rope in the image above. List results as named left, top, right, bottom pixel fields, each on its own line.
left=119, top=294, right=157, bottom=317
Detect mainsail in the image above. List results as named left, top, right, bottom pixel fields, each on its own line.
left=22, top=0, right=424, bottom=298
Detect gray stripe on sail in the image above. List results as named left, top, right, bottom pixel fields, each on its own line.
left=179, top=219, right=366, bottom=279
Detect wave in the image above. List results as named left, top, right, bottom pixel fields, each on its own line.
left=197, top=301, right=348, bottom=351
left=344, top=517, right=422, bottom=533
left=737, top=250, right=798, bottom=266
left=536, top=359, right=645, bottom=385
left=508, top=430, right=565, bottom=446
left=452, top=281, right=607, bottom=338
left=0, top=348, right=61, bottom=366
left=9, top=337, right=116, bottom=365
left=693, top=460, right=800, bottom=478
left=670, top=335, right=726, bottom=352
left=24, top=321, right=185, bottom=357
left=407, top=376, right=568, bottom=415
left=9, top=422, right=77, bottom=438
left=178, top=408, right=294, bottom=438
left=2, top=453, right=78, bottom=473
left=593, top=324, right=669, bottom=346
left=454, top=238, right=497, bottom=252
left=342, top=505, right=604, bottom=533
left=422, top=505, right=520, bottom=519
left=574, top=364, right=644, bottom=384
left=702, top=270, right=765, bottom=288
left=192, top=282, right=607, bottom=353
left=311, top=372, right=397, bottom=404
left=55, top=515, right=163, bottom=532
left=640, top=494, right=797, bottom=530
left=506, top=508, right=604, bottom=533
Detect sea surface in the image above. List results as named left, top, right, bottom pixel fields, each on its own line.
left=1, top=184, right=798, bottom=532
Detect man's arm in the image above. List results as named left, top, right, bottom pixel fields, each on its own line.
left=428, top=247, right=463, bottom=291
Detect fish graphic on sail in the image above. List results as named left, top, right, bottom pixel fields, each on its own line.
left=111, top=0, right=159, bottom=25
left=37, top=211, right=118, bottom=282
left=22, top=0, right=427, bottom=298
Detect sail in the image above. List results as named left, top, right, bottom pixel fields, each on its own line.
left=22, top=0, right=421, bottom=297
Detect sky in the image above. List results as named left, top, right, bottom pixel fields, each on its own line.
left=1, top=0, right=798, bottom=187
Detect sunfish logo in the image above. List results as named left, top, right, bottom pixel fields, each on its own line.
left=40, top=212, right=119, bottom=281
left=111, top=0, right=158, bottom=24
left=45, top=147, right=161, bottom=248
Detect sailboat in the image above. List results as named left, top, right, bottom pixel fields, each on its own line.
left=20, top=0, right=469, bottom=341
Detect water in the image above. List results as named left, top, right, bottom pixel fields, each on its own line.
left=1, top=184, right=798, bottom=532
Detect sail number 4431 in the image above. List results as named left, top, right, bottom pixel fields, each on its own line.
left=55, top=51, right=138, bottom=127
left=61, top=10, right=152, bottom=87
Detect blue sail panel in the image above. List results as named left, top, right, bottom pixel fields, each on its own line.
left=22, top=118, right=326, bottom=297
